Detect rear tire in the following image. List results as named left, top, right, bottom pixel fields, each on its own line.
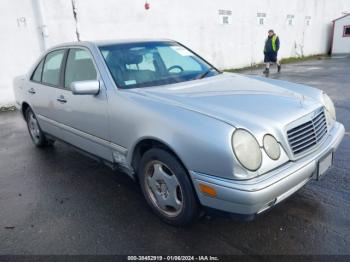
left=138, top=148, right=199, bottom=226
left=25, top=108, right=54, bottom=147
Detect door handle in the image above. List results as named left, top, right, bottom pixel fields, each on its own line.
left=28, top=88, right=36, bottom=94
left=56, top=95, right=67, bottom=103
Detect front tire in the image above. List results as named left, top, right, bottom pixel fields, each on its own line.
left=138, top=148, right=199, bottom=226
left=25, top=108, right=54, bottom=147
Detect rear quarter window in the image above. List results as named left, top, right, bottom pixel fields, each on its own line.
left=31, top=59, right=44, bottom=82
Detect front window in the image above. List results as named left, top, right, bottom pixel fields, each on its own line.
left=99, top=41, right=220, bottom=89
left=64, top=48, right=97, bottom=89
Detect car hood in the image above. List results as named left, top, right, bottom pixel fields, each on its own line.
left=130, top=73, right=321, bottom=132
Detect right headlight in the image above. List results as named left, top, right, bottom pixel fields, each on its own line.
left=232, top=129, right=262, bottom=171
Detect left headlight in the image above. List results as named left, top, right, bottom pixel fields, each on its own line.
left=232, top=129, right=262, bottom=171
left=322, top=93, right=336, bottom=120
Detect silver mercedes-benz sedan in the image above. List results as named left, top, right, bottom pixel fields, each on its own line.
left=13, top=40, right=344, bottom=225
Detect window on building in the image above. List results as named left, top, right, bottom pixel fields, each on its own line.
left=287, top=14, right=294, bottom=26
left=257, top=13, right=266, bottom=26
left=343, top=25, right=350, bottom=37
left=305, top=16, right=311, bottom=26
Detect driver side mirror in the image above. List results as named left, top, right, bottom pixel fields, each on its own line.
left=70, top=80, right=100, bottom=95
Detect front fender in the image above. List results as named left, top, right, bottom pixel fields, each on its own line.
left=108, top=90, right=236, bottom=180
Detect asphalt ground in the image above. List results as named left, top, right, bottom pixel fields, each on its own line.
left=0, top=56, right=349, bottom=256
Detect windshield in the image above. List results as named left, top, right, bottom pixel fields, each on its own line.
left=99, top=41, right=220, bottom=89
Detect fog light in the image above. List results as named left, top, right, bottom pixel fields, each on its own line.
left=198, top=183, right=217, bottom=197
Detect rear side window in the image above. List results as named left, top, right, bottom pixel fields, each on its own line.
left=31, top=59, right=44, bottom=82
left=42, top=50, right=65, bottom=86
left=64, top=49, right=97, bottom=88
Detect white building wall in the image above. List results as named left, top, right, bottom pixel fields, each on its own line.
left=1, top=0, right=350, bottom=106
left=0, top=0, right=41, bottom=107
left=332, top=15, right=350, bottom=54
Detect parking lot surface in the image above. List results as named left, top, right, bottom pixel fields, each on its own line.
left=0, top=57, right=349, bottom=255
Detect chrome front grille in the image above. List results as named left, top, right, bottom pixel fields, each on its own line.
left=287, top=109, right=328, bottom=155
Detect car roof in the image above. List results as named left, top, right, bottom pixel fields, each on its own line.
left=48, top=38, right=176, bottom=50
left=94, top=38, right=176, bottom=46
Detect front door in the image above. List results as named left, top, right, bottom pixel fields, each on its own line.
left=55, top=48, right=112, bottom=161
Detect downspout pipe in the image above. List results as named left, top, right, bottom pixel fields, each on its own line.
left=33, top=0, right=49, bottom=51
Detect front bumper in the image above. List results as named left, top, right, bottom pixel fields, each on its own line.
left=190, top=122, right=345, bottom=217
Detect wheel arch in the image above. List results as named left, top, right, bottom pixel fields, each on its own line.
left=130, top=137, right=201, bottom=209
left=130, top=137, right=190, bottom=176
left=21, top=101, right=31, bottom=118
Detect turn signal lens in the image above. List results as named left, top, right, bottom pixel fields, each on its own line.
left=198, top=183, right=217, bottom=197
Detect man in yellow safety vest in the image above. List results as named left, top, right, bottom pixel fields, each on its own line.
left=263, top=29, right=281, bottom=76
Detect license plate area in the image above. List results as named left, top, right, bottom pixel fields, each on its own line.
left=317, top=151, right=333, bottom=180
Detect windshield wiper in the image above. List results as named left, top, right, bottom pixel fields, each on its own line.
left=197, top=67, right=216, bottom=79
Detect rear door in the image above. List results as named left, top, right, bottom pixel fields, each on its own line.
left=26, top=49, right=66, bottom=139
left=55, top=47, right=112, bottom=161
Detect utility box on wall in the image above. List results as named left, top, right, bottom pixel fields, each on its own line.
left=331, top=14, right=350, bottom=54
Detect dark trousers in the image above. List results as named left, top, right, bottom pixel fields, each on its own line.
left=264, top=52, right=278, bottom=63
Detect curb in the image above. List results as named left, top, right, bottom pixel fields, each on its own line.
left=0, top=106, right=17, bottom=112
